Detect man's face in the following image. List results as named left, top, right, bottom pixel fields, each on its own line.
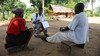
left=39, top=9, right=43, bottom=15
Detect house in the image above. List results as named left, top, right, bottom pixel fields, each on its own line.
left=48, top=4, right=74, bottom=20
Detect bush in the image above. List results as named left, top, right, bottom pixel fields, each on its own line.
left=93, top=12, right=100, bottom=17
left=44, top=7, right=52, bottom=20
left=24, top=7, right=37, bottom=20
left=85, top=10, right=92, bottom=17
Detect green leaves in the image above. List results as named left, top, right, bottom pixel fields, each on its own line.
left=30, top=0, right=42, bottom=7
left=0, top=0, right=26, bottom=20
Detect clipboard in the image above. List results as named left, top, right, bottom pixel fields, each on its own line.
left=41, top=21, right=49, bottom=28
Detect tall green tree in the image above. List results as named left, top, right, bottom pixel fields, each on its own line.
left=30, top=0, right=42, bottom=7
left=91, top=0, right=96, bottom=16
left=0, top=0, right=26, bottom=20
left=96, top=6, right=100, bottom=12
left=0, top=0, right=19, bottom=19
left=30, top=0, right=68, bottom=7
left=91, top=0, right=95, bottom=12
left=85, top=0, right=96, bottom=16
left=30, top=0, right=91, bottom=16
left=15, top=1, right=26, bottom=10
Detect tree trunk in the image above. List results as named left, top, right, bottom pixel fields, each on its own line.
left=2, top=11, right=5, bottom=20
left=91, top=0, right=94, bottom=17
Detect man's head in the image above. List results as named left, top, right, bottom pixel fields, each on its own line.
left=12, top=8, right=24, bottom=18
left=38, top=7, right=43, bottom=15
left=74, top=3, right=84, bottom=14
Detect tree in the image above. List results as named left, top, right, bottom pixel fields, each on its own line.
left=0, top=0, right=19, bottom=20
left=30, top=0, right=68, bottom=7
left=30, top=0, right=42, bottom=7
left=15, top=1, right=26, bottom=10
left=96, top=6, right=100, bottom=12
left=91, top=0, right=95, bottom=12
left=24, top=8, right=34, bottom=19
left=93, top=6, right=100, bottom=17
left=0, top=0, right=7, bottom=19
left=0, top=0, right=26, bottom=20
left=30, top=0, right=91, bottom=16
left=86, top=0, right=96, bottom=16
left=66, top=0, right=76, bottom=9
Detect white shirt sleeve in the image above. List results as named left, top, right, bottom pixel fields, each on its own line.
left=39, top=14, right=45, bottom=22
left=68, top=14, right=79, bottom=30
left=31, top=13, right=36, bottom=23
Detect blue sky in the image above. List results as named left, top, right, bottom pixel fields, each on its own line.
left=20, top=0, right=100, bottom=10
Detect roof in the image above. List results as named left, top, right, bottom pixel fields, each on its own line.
left=50, top=4, right=74, bottom=13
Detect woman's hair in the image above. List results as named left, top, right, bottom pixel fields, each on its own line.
left=12, top=8, right=24, bottom=17
left=75, top=3, right=84, bottom=14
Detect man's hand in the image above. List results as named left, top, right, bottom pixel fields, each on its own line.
left=37, top=20, right=40, bottom=22
left=59, top=27, right=66, bottom=32
left=59, top=27, right=70, bottom=32
left=33, top=20, right=40, bottom=24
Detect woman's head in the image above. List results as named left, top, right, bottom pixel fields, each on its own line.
left=12, top=8, right=24, bottom=18
left=74, top=3, right=84, bottom=14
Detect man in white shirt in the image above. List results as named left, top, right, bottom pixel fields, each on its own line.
left=32, top=7, right=48, bottom=37
left=40, top=3, right=89, bottom=48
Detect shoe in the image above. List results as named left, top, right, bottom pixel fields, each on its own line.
left=75, top=44, right=85, bottom=48
left=40, top=36, right=48, bottom=42
left=34, top=33, right=41, bottom=38
left=29, top=28, right=33, bottom=31
left=5, top=44, right=15, bottom=49
left=7, top=46, right=23, bottom=55
left=44, top=34, right=49, bottom=37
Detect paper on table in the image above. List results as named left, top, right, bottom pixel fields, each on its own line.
left=41, top=21, right=49, bottom=28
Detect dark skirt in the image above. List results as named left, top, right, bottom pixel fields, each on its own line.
left=5, top=29, right=31, bottom=48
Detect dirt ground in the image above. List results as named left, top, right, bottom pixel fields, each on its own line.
left=0, top=19, right=100, bottom=56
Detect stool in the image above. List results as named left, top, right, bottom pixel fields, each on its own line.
left=61, top=41, right=76, bottom=56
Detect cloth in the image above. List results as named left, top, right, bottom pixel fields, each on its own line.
left=5, top=29, right=31, bottom=48
left=47, top=12, right=89, bottom=44
left=6, top=16, right=26, bottom=36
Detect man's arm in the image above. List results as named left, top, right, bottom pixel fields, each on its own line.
left=68, top=15, right=79, bottom=31
left=32, top=13, right=37, bottom=24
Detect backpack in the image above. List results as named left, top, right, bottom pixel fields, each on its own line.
left=35, top=13, right=38, bottom=20
left=35, top=13, right=43, bottom=20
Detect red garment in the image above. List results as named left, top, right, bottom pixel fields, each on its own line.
left=6, top=16, right=26, bottom=36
